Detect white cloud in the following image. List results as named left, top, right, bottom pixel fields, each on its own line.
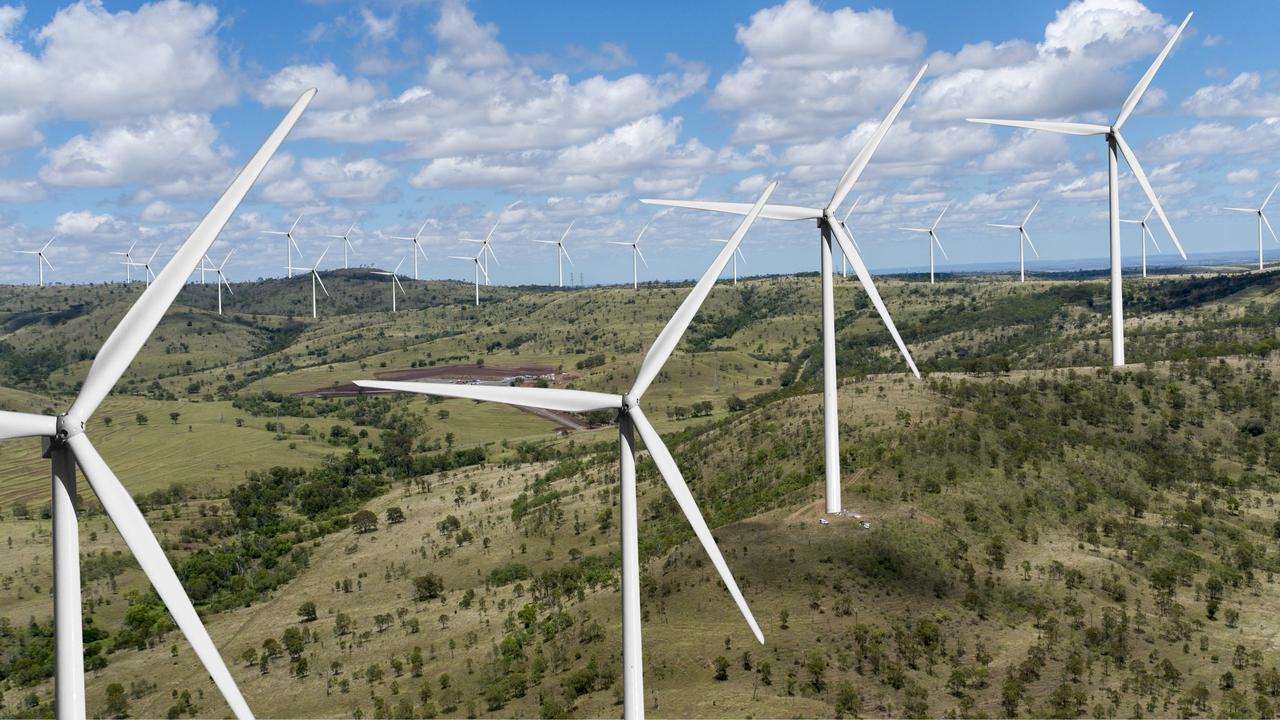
left=1226, top=168, right=1260, bottom=185
left=1184, top=73, right=1280, bottom=118
left=54, top=209, right=120, bottom=236
left=300, top=157, right=397, bottom=201
left=0, top=178, right=44, bottom=202
left=1148, top=118, right=1280, bottom=159
left=255, top=63, right=382, bottom=110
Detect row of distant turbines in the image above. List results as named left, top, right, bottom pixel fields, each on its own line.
left=4, top=13, right=1274, bottom=720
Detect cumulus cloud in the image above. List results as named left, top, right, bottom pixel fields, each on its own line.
left=1226, top=168, right=1260, bottom=185
left=255, top=63, right=382, bottom=110
left=1183, top=73, right=1280, bottom=118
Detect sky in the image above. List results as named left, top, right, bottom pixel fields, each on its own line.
left=2, top=0, right=1279, bottom=287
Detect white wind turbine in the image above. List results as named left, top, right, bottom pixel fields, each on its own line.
left=264, top=214, right=303, bottom=278
left=987, top=201, right=1040, bottom=282
left=110, top=240, right=138, bottom=283
left=642, top=65, right=925, bottom=516
left=710, top=237, right=745, bottom=285
left=325, top=222, right=357, bottom=269
left=356, top=182, right=776, bottom=720
left=205, top=249, right=234, bottom=315
left=389, top=220, right=430, bottom=280
left=128, top=245, right=162, bottom=287
left=535, top=220, right=575, bottom=287
left=900, top=203, right=950, bottom=284
left=968, top=12, right=1192, bottom=367
left=608, top=215, right=656, bottom=289
left=306, top=244, right=331, bottom=319
left=17, top=236, right=56, bottom=287
left=1120, top=207, right=1161, bottom=278
left=450, top=248, right=488, bottom=306
left=1225, top=182, right=1279, bottom=270
left=462, top=201, right=519, bottom=285
left=371, top=258, right=407, bottom=313
left=0, top=88, right=313, bottom=720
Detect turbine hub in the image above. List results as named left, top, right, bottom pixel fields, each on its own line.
left=54, top=413, right=84, bottom=441
left=621, top=394, right=636, bottom=410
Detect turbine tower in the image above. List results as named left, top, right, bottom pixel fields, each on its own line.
left=450, top=249, right=488, bottom=306
left=17, top=236, right=56, bottom=286
left=1120, top=207, right=1161, bottom=278
left=371, top=258, right=407, bottom=313
left=988, top=201, right=1040, bottom=282
left=643, top=65, right=925, bottom=516
left=968, top=12, right=1192, bottom=366
left=264, top=215, right=303, bottom=278
left=325, top=222, right=357, bottom=269
left=205, top=249, right=234, bottom=315
left=110, top=240, right=138, bottom=283
left=608, top=215, right=657, bottom=289
left=1225, top=182, right=1278, bottom=270
left=0, top=87, right=314, bottom=720
left=390, top=220, right=430, bottom=280
left=900, top=203, right=950, bottom=284
left=356, top=182, right=777, bottom=720
left=307, top=245, right=331, bottom=319
left=535, top=220, right=575, bottom=287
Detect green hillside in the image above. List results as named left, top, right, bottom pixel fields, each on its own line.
left=3, top=267, right=1280, bottom=718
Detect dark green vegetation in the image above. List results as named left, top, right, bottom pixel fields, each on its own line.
left=3, top=266, right=1280, bottom=717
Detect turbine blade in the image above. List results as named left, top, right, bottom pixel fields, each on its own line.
left=289, top=214, right=302, bottom=234
left=1147, top=226, right=1162, bottom=252
left=1263, top=212, right=1279, bottom=245
left=313, top=244, right=330, bottom=269
left=932, top=202, right=950, bottom=230
left=966, top=118, right=1109, bottom=136
left=352, top=380, right=619, bottom=413
left=933, top=232, right=949, bottom=261
left=630, top=182, right=775, bottom=399
left=1024, top=199, right=1040, bottom=226
left=315, top=272, right=329, bottom=297
left=559, top=220, right=575, bottom=245
left=829, top=63, right=927, bottom=213
left=629, top=406, right=763, bottom=644
left=0, top=410, right=55, bottom=440
left=1115, top=13, right=1193, bottom=129
left=392, top=275, right=405, bottom=295
left=607, top=242, right=632, bottom=247
left=1225, top=207, right=1258, bottom=213
left=220, top=248, right=234, bottom=269
left=1113, top=131, right=1185, bottom=260
left=829, top=220, right=919, bottom=377
left=988, top=224, right=1020, bottom=229
left=1265, top=182, right=1280, bottom=212
left=41, top=236, right=56, bottom=252
left=41, top=255, right=54, bottom=271
left=841, top=222, right=861, bottom=252
left=68, top=88, right=315, bottom=422
left=900, top=227, right=932, bottom=233
left=416, top=241, right=429, bottom=261
left=640, top=198, right=821, bottom=222
left=635, top=245, right=649, bottom=268
left=1143, top=206, right=1154, bottom=223
left=1023, top=229, right=1040, bottom=258
left=67, top=434, right=253, bottom=720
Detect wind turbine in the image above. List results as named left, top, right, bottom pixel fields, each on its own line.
left=356, top=182, right=776, bottom=720
left=1120, top=207, right=1161, bottom=278
left=988, top=201, right=1040, bottom=282
left=0, top=88, right=313, bottom=720
left=389, top=220, right=430, bottom=280
left=608, top=215, right=656, bottom=289
left=205, top=249, right=234, bottom=315
left=110, top=240, right=138, bottom=283
left=968, top=12, right=1192, bottom=366
left=838, top=196, right=863, bottom=278
left=1225, top=182, right=1279, bottom=270
left=264, top=214, right=303, bottom=278
left=450, top=248, right=488, bottom=306
left=371, top=258, right=407, bottom=312
left=463, top=202, right=519, bottom=285
left=17, top=236, right=56, bottom=287
left=307, top=245, right=331, bottom=319
left=710, top=238, right=745, bottom=285
left=900, top=203, right=950, bottom=284
left=642, top=65, right=924, bottom=517
left=128, top=245, right=162, bottom=287
left=535, top=220, right=575, bottom=287
left=325, top=222, right=357, bottom=269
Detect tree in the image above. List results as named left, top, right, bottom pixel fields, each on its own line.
left=104, top=682, right=128, bottom=718
left=807, top=652, right=827, bottom=692
left=834, top=683, right=862, bottom=719
left=135, top=413, right=148, bottom=426
left=714, top=656, right=730, bottom=681
left=169, top=411, right=181, bottom=424
left=386, top=506, right=406, bottom=525
left=297, top=601, right=317, bottom=623
left=414, top=573, right=444, bottom=601
left=282, top=627, right=305, bottom=660
left=352, top=509, right=378, bottom=533
left=334, top=612, right=352, bottom=637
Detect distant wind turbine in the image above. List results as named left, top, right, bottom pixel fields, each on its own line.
left=264, top=215, right=303, bottom=278
left=371, top=258, right=407, bottom=313
left=642, top=65, right=925, bottom=516
left=326, top=222, right=357, bottom=269
left=988, top=201, right=1040, bottom=282
left=608, top=215, right=657, bottom=289
left=535, top=220, right=575, bottom=287
left=110, top=240, right=138, bottom=283
left=1120, top=207, right=1161, bottom=278
left=307, top=245, right=331, bottom=319
left=463, top=201, right=520, bottom=285
left=450, top=248, right=488, bottom=306
left=968, top=12, right=1193, bottom=366
left=900, top=203, right=950, bottom=284
left=1225, top=182, right=1279, bottom=270
left=355, top=182, right=777, bottom=720
left=204, top=249, right=235, bottom=315
left=390, top=220, right=430, bottom=280
left=17, top=236, right=55, bottom=287
left=128, top=245, right=162, bottom=287
left=710, top=238, right=745, bottom=285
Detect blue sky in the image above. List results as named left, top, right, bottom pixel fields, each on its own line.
left=2, top=0, right=1279, bottom=286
